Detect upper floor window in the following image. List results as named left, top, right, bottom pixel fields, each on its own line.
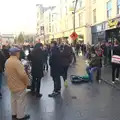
left=107, top=0, right=112, bottom=18
left=80, top=0, right=83, bottom=8
left=117, top=0, right=120, bottom=14
left=93, top=0, right=96, bottom=3
left=79, top=12, right=83, bottom=26
left=93, top=9, right=96, bottom=23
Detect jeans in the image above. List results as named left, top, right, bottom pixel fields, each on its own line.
left=112, top=63, right=120, bottom=82
left=0, top=73, right=2, bottom=90
left=86, top=66, right=101, bottom=81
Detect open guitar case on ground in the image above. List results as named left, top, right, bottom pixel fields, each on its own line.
left=70, top=75, right=89, bottom=84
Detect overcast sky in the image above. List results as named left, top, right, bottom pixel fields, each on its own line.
left=0, top=0, right=58, bottom=34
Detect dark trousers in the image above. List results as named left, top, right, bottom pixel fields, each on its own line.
left=62, top=66, right=69, bottom=81
left=53, top=75, right=61, bottom=92
left=73, top=53, right=76, bottom=63
left=31, top=76, right=41, bottom=94
left=112, top=63, right=120, bottom=82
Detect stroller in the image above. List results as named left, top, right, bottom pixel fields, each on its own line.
left=21, top=59, right=32, bottom=89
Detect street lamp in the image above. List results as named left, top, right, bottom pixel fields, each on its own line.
left=72, top=0, right=78, bottom=45
left=73, top=0, right=78, bottom=33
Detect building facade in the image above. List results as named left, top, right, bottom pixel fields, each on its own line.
left=36, top=0, right=120, bottom=44
left=91, top=0, right=120, bottom=44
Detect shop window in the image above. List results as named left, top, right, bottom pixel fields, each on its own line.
left=93, top=9, right=96, bottom=23
left=107, top=0, right=112, bottom=18
left=117, top=0, right=120, bottom=14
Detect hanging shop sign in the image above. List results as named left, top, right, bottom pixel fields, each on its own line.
left=108, top=20, right=119, bottom=28
left=70, top=32, right=78, bottom=40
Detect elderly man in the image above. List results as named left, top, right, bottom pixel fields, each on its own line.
left=5, top=47, right=30, bottom=120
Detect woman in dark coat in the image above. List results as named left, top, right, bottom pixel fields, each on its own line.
left=60, top=43, right=73, bottom=87
left=28, top=43, right=44, bottom=98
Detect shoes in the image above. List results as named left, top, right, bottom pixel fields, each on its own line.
left=64, top=80, right=68, bottom=88
left=36, top=93, right=43, bottom=98
left=112, top=81, right=115, bottom=84
left=48, top=91, right=60, bottom=97
left=17, top=114, right=30, bottom=120
left=115, top=78, right=120, bottom=81
left=12, top=115, right=16, bottom=119
left=0, top=92, right=2, bottom=98
left=98, top=80, right=102, bottom=83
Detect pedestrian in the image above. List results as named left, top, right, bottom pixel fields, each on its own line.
left=5, top=47, right=30, bottom=120
left=48, top=41, right=62, bottom=97
left=75, top=42, right=80, bottom=56
left=60, top=41, right=73, bottom=87
left=2, top=45, right=10, bottom=60
left=111, top=40, right=120, bottom=84
left=0, top=50, right=5, bottom=98
left=28, top=43, right=44, bottom=98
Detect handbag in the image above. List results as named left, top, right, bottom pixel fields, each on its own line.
left=112, top=55, right=120, bottom=64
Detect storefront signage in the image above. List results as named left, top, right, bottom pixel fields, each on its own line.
left=108, top=20, right=118, bottom=28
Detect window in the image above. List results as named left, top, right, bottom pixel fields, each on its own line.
left=65, top=6, right=67, bottom=15
left=80, top=0, right=82, bottom=8
left=117, top=0, right=120, bottom=14
left=93, top=9, right=96, bottom=23
left=93, top=0, right=96, bottom=3
left=49, top=25, right=51, bottom=32
left=107, top=0, right=112, bottom=18
left=79, top=13, right=83, bottom=27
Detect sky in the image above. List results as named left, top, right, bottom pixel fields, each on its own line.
left=0, top=0, right=58, bottom=35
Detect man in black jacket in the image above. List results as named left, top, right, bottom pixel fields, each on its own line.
left=28, top=43, right=44, bottom=98
left=48, top=41, right=62, bottom=97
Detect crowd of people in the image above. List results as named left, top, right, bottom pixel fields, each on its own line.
left=0, top=39, right=120, bottom=120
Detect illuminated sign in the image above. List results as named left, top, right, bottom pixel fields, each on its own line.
left=108, top=20, right=118, bottom=28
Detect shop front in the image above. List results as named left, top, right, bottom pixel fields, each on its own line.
left=105, top=17, right=120, bottom=43
left=91, top=22, right=106, bottom=44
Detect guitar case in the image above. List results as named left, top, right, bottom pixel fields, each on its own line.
left=70, top=75, right=89, bottom=84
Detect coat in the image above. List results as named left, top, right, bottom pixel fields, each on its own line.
left=29, top=48, right=44, bottom=79
left=5, top=56, right=29, bottom=92
left=49, top=46, right=61, bottom=77
left=60, top=45, right=73, bottom=67
left=89, top=53, right=102, bottom=67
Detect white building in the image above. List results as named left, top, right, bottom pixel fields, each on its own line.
left=1, top=34, right=15, bottom=45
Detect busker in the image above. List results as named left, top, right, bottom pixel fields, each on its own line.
left=48, top=41, right=62, bottom=97
left=5, top=47, right=30, bottom=120
left=86, top=46, right=102, bottom=82
left=28, top=43, right=44, bottom=98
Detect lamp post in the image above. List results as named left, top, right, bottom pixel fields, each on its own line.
left=72, top=0, right=78, bottom=45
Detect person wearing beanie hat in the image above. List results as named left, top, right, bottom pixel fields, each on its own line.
left=5, top=47, right=30, bottom=120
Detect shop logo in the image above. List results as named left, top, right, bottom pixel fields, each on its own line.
left=108, top=20, right=118, bottom=28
